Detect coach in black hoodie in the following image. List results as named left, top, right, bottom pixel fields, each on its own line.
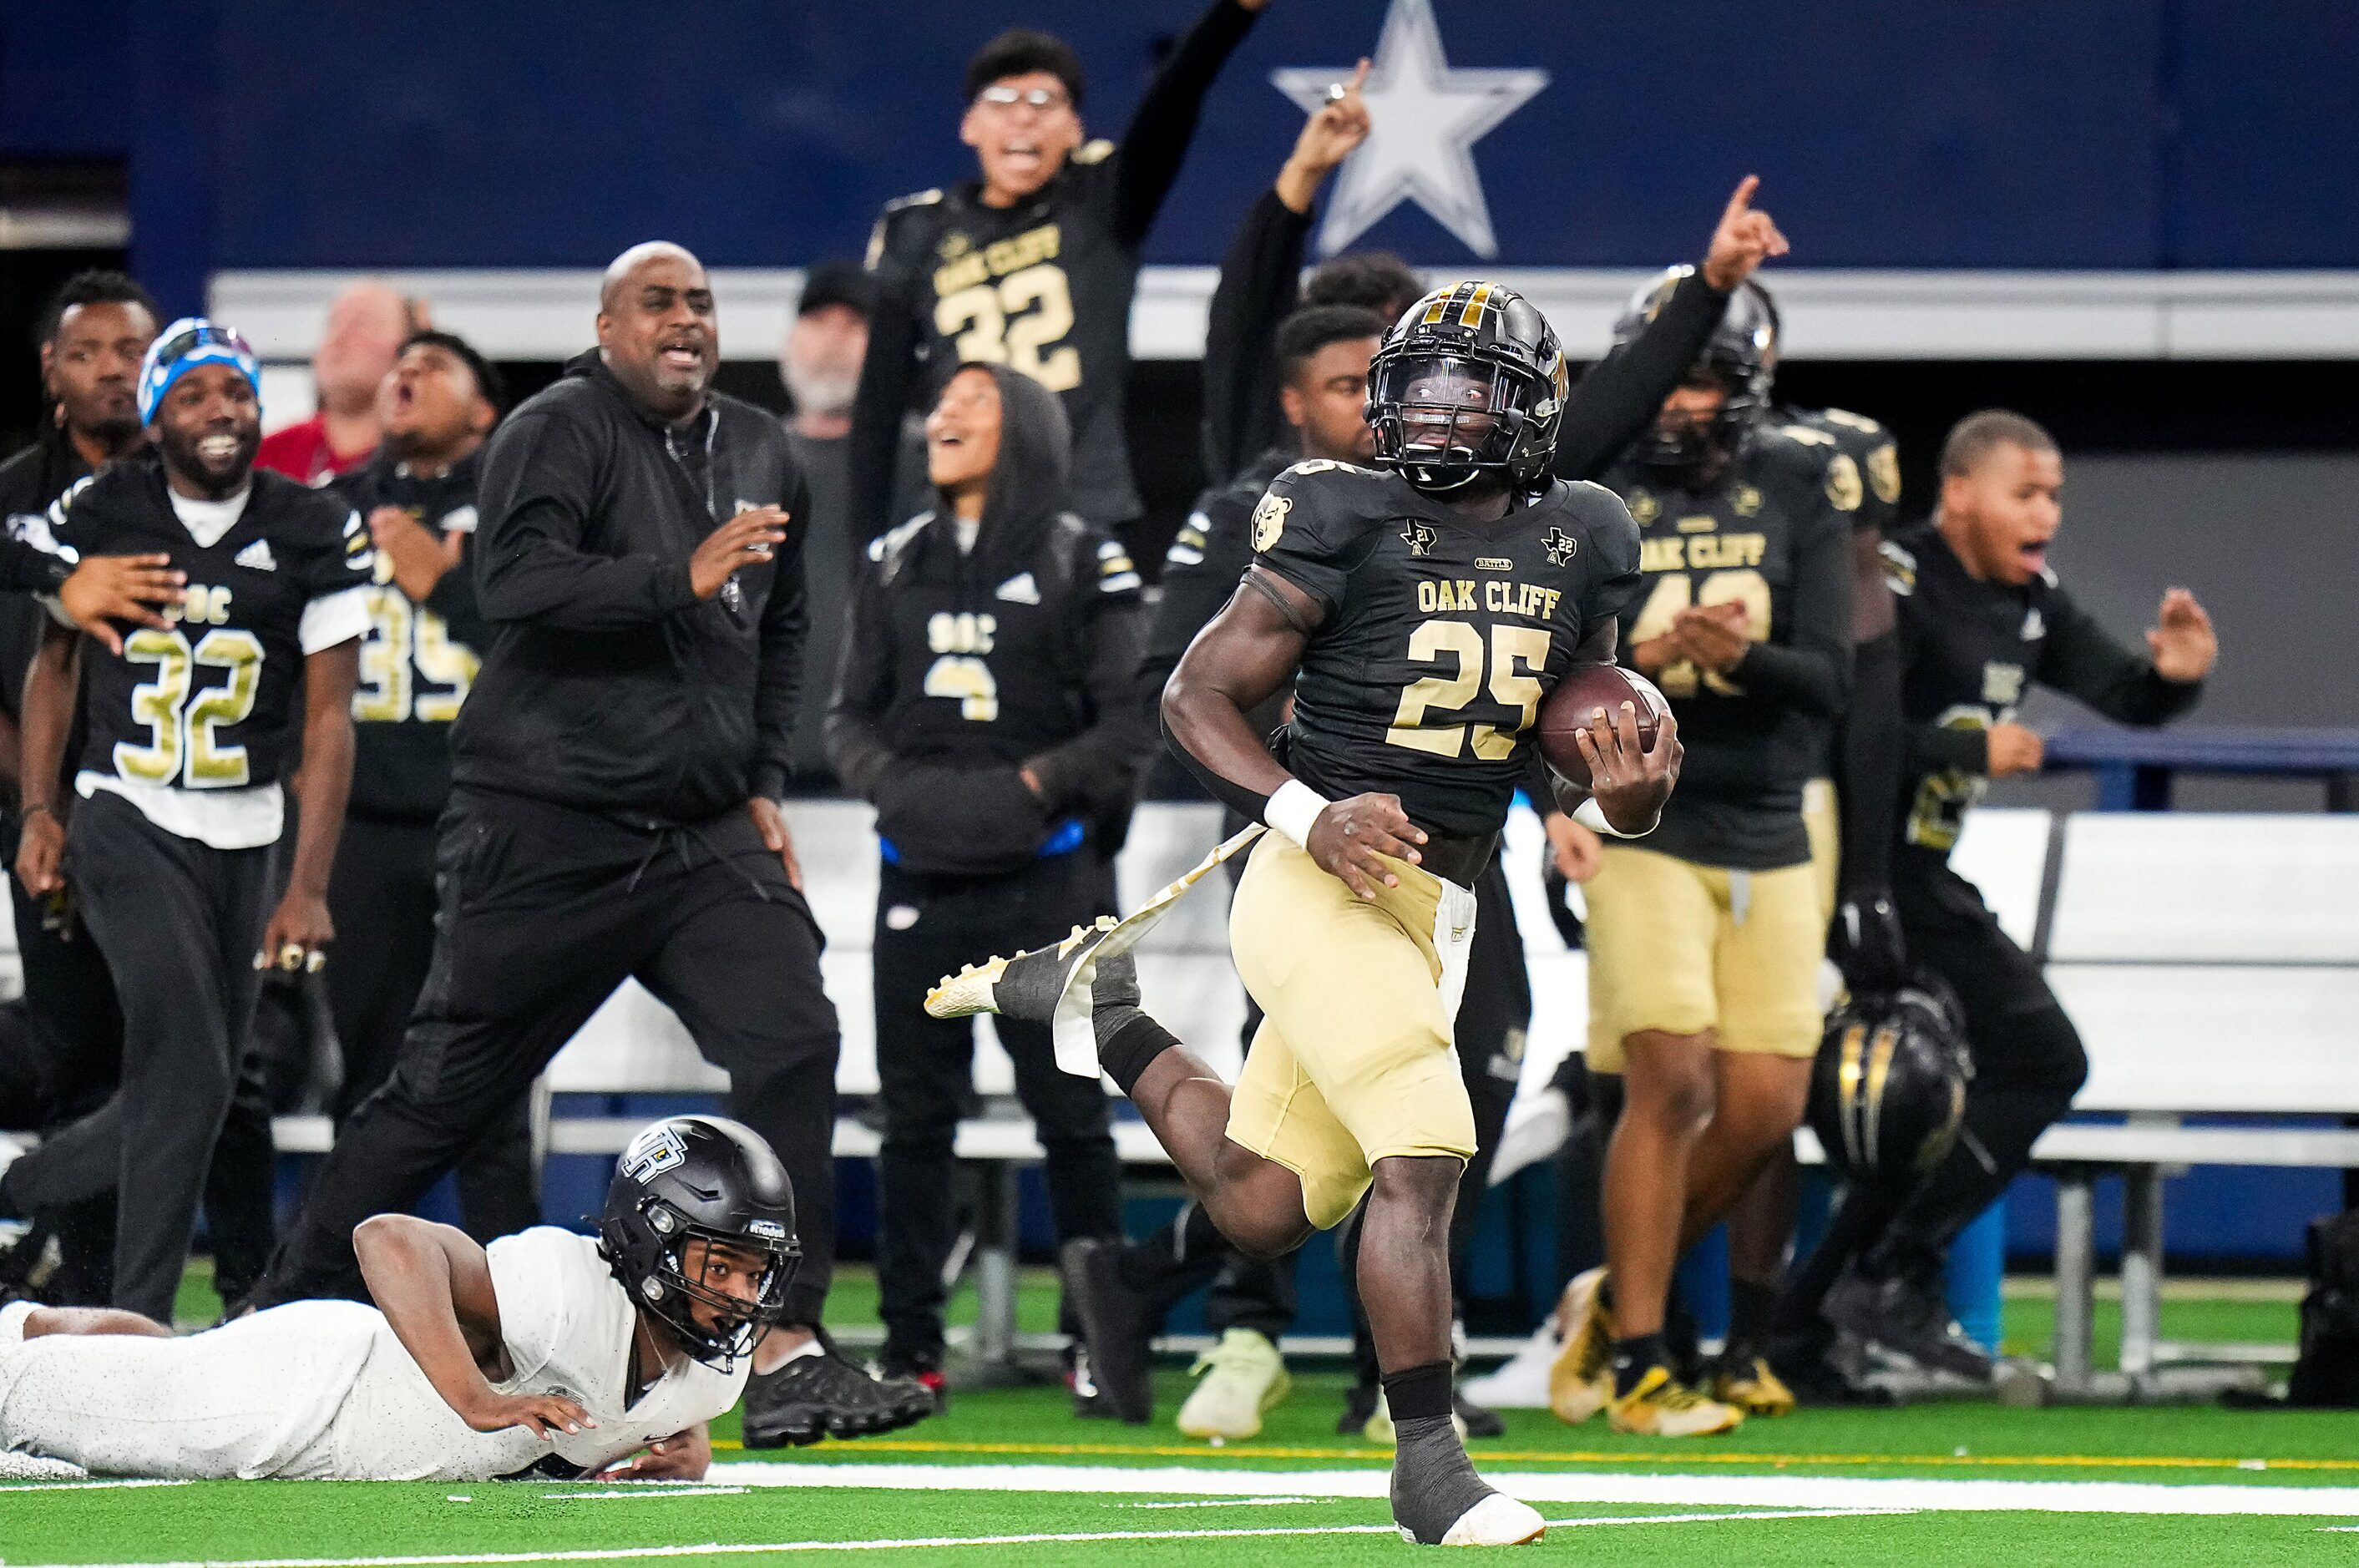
left=255, top=244, right=935, bottom=1448
left=830, top=362, right=1149, bottom=1395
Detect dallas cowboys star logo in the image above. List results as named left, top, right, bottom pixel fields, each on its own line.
left=1272, top=0, right=1549, bottom=259
left=1402, top=519, right=1439, bottom=558
left=1541, top=527, right=1578, bottom=566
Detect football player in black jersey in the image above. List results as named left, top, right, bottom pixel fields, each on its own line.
left=1563, top=271, right=1914, bottom=1415
left=326, top=330, right=533, bottom=1246
left=3, top=321, right=366, bottom=1323
left=850, top=0, right=1267, bottom=541
left=939, top=285, right=1678, bottom=1546
left=1772, top=411, right=2212, bottom=1383
left=1551, top=282, right=1852, bottom=1436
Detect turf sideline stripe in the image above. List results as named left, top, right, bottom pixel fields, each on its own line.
left=716, top=1460, right=2359, bottom=1517
left=721, top=1435, right=2359, bottom=1474
left=0, top=1478, right=187, bottom=1494
left=0, top=1508, right=1899, bottom=1567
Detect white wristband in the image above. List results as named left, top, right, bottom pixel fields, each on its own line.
left=1574, top=796, right=1653, bottom=840
left=1264, top=780, right=1332, bottom=848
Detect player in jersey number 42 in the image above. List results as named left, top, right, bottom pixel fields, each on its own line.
left=0, top=1116, right=798, bottom=1481
left=939, top=283, right=1679, bottom=1546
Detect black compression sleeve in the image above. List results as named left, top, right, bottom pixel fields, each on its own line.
left=1202, top=189, right=1311, bottom=484
left=1162, top=709, right=1276, bottom=825
left=1111, top=0, right=1260, bottom=250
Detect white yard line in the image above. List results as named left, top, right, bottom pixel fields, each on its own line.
left=717, top=1460, right=2359, bottom=1518
left=545, top=1489, right=749, bottom=1501
left=0, top=1509, right=1898, bottom=1568
left=0, top=1477, right=187, bottom=1494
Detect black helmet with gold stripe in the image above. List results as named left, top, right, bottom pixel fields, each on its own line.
left=1808, top=974, right=1972, bottom=1185
left=1365, top=281, right=1567, bottom=494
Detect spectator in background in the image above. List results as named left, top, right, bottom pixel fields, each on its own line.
left=828, top=363, right=1152, bottom=1408
left=850, top=0, right=1268, bottom=544
left=777, top=262, right=875, bottom=783
left=256, top=283, right=418, bottom=485
left=324, top=330, right=534, bottom=1246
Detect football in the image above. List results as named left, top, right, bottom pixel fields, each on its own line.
left=1536, top=665, right=1671, bottom=791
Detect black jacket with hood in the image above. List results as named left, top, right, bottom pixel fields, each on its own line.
left=453, top=349, right=810, bottom=824
left=827, top=365, right=1149, bottom=878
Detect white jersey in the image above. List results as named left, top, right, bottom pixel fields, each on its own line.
left=0, top=1227, right=747, bottom=1481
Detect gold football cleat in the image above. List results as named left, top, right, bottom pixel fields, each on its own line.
left=1607, top=1366, right=1744, bottom=1437
left=1712, top=1353, right=1798, bottom=1418
left=1547, top=1265, right=1613, bottom=1424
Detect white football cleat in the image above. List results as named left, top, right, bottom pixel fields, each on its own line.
left=1436, top=1493, right=1547, bottom=1547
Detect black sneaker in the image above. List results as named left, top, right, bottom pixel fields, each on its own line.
left=1061, top=1237, right=1153, bottom=1424
left=1453, top=1391, right=1506, bottom=1439
left=877, top=1350, right=949, bottom=1416
left=742, top=1343, right=938, bottom=1448
left=1822, top=1267, right=1993, bottom=1382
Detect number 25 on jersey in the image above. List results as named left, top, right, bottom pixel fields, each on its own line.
left=1387, top=621, right=1552, bottom=761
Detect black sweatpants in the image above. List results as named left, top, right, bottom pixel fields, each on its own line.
left=253, top=789, right=843, bottom=1325
left=0, top=789, right=275, bottom=1322
left=326, top=813, right=538, bottom=1244
left=1777, top=854, right=2088, bottom=1332
left=871, top=848, right=1121, bottom=1364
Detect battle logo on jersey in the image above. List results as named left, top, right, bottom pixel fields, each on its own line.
left=1251, top=492, right=1292, bottom=553
left=620, top=1124, right=689, bottom=1184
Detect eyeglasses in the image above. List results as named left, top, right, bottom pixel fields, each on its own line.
left=977, top=84, right=1071, bottom=111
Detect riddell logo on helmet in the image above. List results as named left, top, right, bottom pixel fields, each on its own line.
left=749, top=1218, right=787, bottom=1239
left=620, top=1125, right=688, bottom=1183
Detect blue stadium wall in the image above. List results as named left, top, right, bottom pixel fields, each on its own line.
left=8, top=2, right=2359, bottom=314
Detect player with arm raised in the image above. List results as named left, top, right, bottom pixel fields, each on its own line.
left=0, top=1117, right=797, bottom=1482
left=849, top=0, right=1268, bottom=539
left=935, top=286, right=1677, bottom=1547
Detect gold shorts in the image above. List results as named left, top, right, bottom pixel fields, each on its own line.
left=1223, top=833, right=1479, bottom=1229
left=1804, top=776, right=1840, bottom=925
left=1583, top=842, right=1825, bottom=1073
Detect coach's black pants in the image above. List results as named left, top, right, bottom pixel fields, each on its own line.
left=0, top=790, right=275, bottom=1322
left=872, top=849, right=1121, bottom=1365
left=326, top=813, right=537, bottom=1244
left=1778, top=854, right=2088, bottom=1332
left=252, top=789, right=842, bottom=1325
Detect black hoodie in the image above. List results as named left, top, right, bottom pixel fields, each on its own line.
left=828, top=365, right=1149, bottom=877
left=454, top=349, right=810, bottom=824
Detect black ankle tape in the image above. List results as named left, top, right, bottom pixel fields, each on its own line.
left=1381, top=1360, right=1454, bottom=1424
left=1099, top=1011, right=1178, bottom=1097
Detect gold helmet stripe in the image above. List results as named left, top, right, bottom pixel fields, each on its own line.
left=1459, top=282, right=1494, bottom=328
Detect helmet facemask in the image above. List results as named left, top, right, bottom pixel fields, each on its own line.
left=1368, top=352, right=1546, bottom=494
left=623, top=1196, right=800, bottom=1369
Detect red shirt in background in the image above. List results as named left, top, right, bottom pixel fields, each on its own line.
left=255, top=415, right=376, bottom=486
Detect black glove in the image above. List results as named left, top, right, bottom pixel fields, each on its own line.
left=1829, top=893, right=1908, bottom=999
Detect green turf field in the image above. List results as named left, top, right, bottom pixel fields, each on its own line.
left=9, top=1267, right=2351, bottom=1565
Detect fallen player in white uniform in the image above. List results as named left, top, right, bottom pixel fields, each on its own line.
left=0, top=1115, right=798, bottom=1481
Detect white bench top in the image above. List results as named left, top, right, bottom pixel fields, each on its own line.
left=1794, top=1120, right=2359, bottom=1170
left=270, top=1114, right=1175, bottom=1165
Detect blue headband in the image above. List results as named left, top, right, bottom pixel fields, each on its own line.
left=139, top=317, right=261, bottom=426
